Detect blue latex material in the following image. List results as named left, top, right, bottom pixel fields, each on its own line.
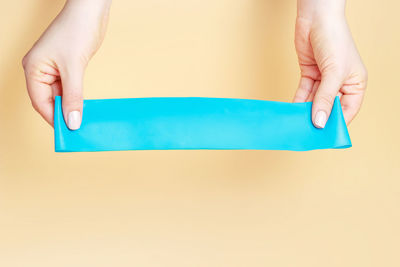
left=54, top=96, right=351, bottom=152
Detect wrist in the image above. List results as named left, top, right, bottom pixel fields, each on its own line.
left=67, top=0, right=112, bottom=6
left=297, top=0, right=346, bottom=21
left=65, top=0, right=112, bottom=14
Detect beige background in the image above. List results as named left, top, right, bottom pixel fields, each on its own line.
left=0, top=0, right=399, bottom=266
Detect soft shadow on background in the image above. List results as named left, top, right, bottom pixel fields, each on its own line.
left=0, top=0, right=399, bottom=266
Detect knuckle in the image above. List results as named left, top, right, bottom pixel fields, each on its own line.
left=323, top=70, right=342, bottom=82
left=22, top=55, right=38, bottom=76
left=63, top=92, right=83, bottom=105
left=321, top=62, right=341, bottom=76
left=22, top=54, right=31, bottom=70
left=65, top=91, right=83, bottom=100
left=318, top=93, right=335, bottom=107
left=63, top=60, right=86, bottom=75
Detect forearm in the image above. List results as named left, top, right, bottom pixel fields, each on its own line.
left=294, top=0, right=367, bottom=127
left=62, top=0, right=112, bottom=25
left=22, top=0, right=113, bottom=129
left=66, top=0, right=112, bottom=10
left=297, top=0, right=346, bottom=20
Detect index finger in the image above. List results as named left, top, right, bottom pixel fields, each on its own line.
left=24, top=70, right=55, bottom=126
left=340, top=92, right=365, bottom=125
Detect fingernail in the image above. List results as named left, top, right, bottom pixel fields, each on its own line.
left=67, top=111, right=81, bottom=130
left=314, top=110, right=327, bottom=129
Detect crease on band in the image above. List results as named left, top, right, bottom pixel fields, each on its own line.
left=54, top=96, right=351, bottom=152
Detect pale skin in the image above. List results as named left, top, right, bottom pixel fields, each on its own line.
left=23, top=0, right=367, bottom=130
left=294, top=0, right=367, bottom=128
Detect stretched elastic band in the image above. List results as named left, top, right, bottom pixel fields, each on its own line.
left=54, top=96, right=351, bottom=152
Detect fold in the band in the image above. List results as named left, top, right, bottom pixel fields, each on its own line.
left=54, top=96, right=351, bottom=152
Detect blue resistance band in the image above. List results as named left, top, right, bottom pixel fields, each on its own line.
left=54, top=96, right=351, bottom=152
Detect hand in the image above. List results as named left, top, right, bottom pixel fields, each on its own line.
left=22, top=0, right=111, bottom=130
left=293, top=0, right=367, bottom=128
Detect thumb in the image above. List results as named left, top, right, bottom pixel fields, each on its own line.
left=61, top=64, right=84, bottom=130
left=312, top=73, right=343, bottom=128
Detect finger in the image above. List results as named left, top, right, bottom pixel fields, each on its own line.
left=23, top=64, right=54, bottom=125
left=25, top=78, right=55, bottom=126
left=306, top=80, right=320, bottom=102
left=293, top=76, right=314, bottom=103
left=312, top=73, right=343, bottom=128
left=51, top=80, right=62, bottom=100
left=60, top=64, right=84, bottom=130
left=40, top=73, right=59, bottom=85
left=340, top=93, right=364, bottom=125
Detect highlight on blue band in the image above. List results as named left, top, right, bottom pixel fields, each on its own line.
left=54, top=96, right=351, bottom=152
